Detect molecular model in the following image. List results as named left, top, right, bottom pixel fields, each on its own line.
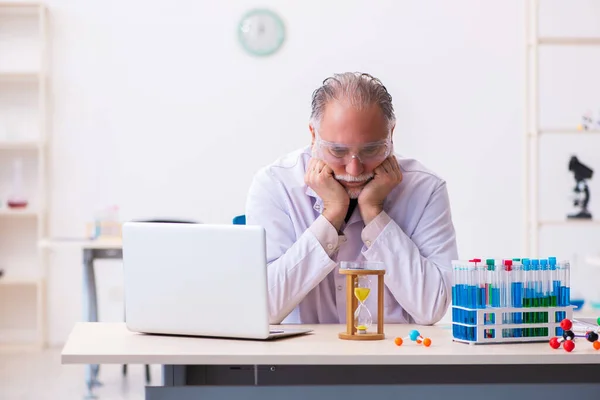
left=549, top=318, right=600, bottom=352
left=394, top=329, right=432, bottom=347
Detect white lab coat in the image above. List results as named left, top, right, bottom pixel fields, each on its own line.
left=245, top=146, right=458, bottom=325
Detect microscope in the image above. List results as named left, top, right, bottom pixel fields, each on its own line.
left=568, top=155, right=594, bottom=220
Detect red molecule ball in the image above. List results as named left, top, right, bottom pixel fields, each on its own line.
left=549, top=337, right=560, bottom=349
left=563, top=340, right=575, bottom=352
left=593, top=341, right=600, bottom=351
left=560, top=319, right=573, bottom=331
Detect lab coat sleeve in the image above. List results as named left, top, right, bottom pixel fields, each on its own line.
left=245, top=169, right=339, bottom=324
left=361, top=181, right=458, bottom=325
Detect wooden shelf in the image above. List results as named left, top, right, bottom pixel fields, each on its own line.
left=538, top=37, right=600, bottom=46
left=0, top=3, right=42, bottom=15
left=0, top=277, right=41, bottom=287
left=0, top=208, right=38, bottom=218
left=537, top=129, right=600, bottom=135
left=538, top=219, right=600, bottom=226
left=0, top=72, right=39, bottom=83
left=0, top=2, right=43, bottom=8
left=0, top=141, right=41, bottom=150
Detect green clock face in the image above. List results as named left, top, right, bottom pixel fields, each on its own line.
left=238, top=9, right=285, bottom=57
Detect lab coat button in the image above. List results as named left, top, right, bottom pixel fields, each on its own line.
left=327, top=243, right=334, bottom=250
left=337, top=285, right=342, bottom=291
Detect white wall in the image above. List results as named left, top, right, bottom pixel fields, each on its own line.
left=6, top=0, right=598, bottom=345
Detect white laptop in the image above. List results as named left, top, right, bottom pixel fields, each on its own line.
left=121, top=221, right=312, bottom=340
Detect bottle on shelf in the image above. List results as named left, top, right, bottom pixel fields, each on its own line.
left=7, top=158, right=28, bottom=209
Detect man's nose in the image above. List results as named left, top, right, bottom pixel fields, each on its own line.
left=345, top=156, right=364, bottom=176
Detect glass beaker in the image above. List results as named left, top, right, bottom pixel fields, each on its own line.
left=7, top=158, right=28, bottom=209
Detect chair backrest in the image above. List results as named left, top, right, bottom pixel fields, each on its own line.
left=232, top=215, right=246, bottom=225
left=134, top=219, right=199, bottom=224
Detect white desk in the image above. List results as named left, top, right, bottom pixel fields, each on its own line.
left=62, top=322, right=600, bottom=400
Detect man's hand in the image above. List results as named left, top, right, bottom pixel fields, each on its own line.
left=358, top=155, right=403, bottom=224
left=305, top=158, right=349, bottom=231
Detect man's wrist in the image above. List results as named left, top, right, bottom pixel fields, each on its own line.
left=322, top=205, right=347, bottom=231
left=360, top=204, right=383, bottom=225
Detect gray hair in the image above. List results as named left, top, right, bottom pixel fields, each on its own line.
left=309, top=72, right=396, bottom=131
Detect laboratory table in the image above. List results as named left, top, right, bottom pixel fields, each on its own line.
left=61, top=322, right=600, bottom=400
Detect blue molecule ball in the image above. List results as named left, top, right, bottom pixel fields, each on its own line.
left=409, top=330, right=420, bottom=341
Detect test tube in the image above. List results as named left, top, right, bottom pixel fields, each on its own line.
left=548, top=257, right=558, bottom=331
left=500, top=260, right=506, bottom=310
left=512, top=259, right=523, bottom=337
left=540, top=259, right=549, bottom=335
left=548, top=257, right=558, bottom=307
left=522, top=258, right=531, bottom=337
left=460, top=260, right=467, bottom=322
left=558, top=260, right=565, bottom=307
left=471, top=261, right=477, bottom=310
left=473, top=259, right=486, bottom=309
left=565, top=261, right=571, bottom=306
left=485, top=259, right=494, bottom=328
left=465, top=262, right=473, bottom=308
left=452, top=260, right=458, bottom=307
left=562, top=260, right=571, bottom=307
left=540, top=259, right=549, bottom=307
left=503, top=259, right=513, bottom=337
left=486, top=259, right=494, bottom=306
left=532, top=259, right=540, bottom=336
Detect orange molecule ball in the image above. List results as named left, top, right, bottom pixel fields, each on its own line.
left=416, top=338, right=422, bottom=344
left=593, top=341, right=600, bottom=350
left=423, top=338, right=432, bottom=347
left=394, top=337, right=403, bottom=346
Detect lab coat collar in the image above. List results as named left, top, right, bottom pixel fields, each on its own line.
left=304, top=185, right=364, bottom=228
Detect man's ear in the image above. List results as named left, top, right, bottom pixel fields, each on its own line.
left=309, top=123, right=316, bottom=146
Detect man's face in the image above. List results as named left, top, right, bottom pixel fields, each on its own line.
left=310, top=100, right=393, bottom=198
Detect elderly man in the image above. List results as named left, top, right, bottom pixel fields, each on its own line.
left=245, top=72, right=458, bottom=326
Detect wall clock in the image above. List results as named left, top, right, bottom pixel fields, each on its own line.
left=238, top=8, right=285, bottom=57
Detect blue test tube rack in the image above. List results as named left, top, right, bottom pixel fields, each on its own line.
left=451, top=258, right=574, bottom=345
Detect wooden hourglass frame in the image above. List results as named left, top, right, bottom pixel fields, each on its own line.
left=338, top=267, right=386, bottom=340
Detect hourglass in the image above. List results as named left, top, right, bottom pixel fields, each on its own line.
left=338, top=261, right=386, bottom=340
left=354, top=275, right=372, bottom=334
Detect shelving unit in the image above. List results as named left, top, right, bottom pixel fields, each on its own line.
left=0, top=2, right=49, bottom=348
left=0, top=141, right=41, bottom=150
left=524, top=0, right=600, bottom=257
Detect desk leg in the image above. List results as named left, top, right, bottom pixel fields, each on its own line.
left=162, top=365, right=186, bottom=386
left=83, top=249, right=101, bottom=399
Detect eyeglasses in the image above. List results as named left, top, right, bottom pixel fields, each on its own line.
left=313, top=130, right=392, bottom=166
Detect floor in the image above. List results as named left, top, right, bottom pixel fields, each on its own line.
left=0, top=346, right=162, bottom=400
